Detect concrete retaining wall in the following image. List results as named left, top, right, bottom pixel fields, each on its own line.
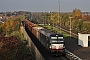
left=21, top=26, right=45, bottom=60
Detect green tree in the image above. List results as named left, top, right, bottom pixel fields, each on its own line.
left=61, top=13, right=69, bottom=26
left=78, top=20, right=83, bottom=32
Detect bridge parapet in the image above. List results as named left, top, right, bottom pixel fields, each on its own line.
left=20, top=26, right=45, bottom=60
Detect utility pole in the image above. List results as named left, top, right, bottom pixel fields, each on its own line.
left=51, top=12, right=55, bottom=30
left=69, top=17, right=73, bottom=38
left=58, top=0, right=61, bottom=33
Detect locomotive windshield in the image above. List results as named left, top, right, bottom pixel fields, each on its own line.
left=50, top=36, right=64, bottom=44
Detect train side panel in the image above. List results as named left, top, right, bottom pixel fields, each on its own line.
left=39, top=29, right=51, bottom=50
left=39, top=32, right=49, bottom=49
left=32, top=27, right=43, bottom=39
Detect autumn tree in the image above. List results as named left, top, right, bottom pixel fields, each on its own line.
left=72, top=9, right=82, bottom=19
left=60, top=13, right=69, bottom=27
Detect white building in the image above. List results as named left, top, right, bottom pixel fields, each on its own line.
left=78, top=33, right=90, bottom=47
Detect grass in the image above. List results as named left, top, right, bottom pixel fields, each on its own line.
left=39, top=24, right=72, bottom=38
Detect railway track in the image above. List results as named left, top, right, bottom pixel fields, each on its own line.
left=37, top=22, right=78, bottom=38
left=61, top=28, right=78, bottom=37
left=25, top=25, right=82, bottom=60
left=25, top=25, right=69, bottom=60
left=49, top=56, right=68, bottom=60
left=23, top=21, right=82, bottom=60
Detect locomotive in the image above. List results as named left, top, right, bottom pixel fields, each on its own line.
left=25, top=20, right=66, bottom=55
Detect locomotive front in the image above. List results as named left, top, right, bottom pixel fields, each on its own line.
left=49, top=34, right=66, bottom=55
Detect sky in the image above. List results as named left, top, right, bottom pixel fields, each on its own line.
left=0, top=0, right=90, bottom=12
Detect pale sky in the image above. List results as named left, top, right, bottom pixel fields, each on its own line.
left=0, top=0, right=90, bottom=12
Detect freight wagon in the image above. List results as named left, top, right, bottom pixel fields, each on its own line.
left=25, top=20, right=66, bottom=55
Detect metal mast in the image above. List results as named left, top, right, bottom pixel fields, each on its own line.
left=58, top=0, right=61, bottom=33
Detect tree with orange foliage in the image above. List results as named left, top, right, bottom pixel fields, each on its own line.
left=72, top=9, right=82, bottom=19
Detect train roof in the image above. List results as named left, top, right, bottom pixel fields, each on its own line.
left=50, top=34, right=63, bottom=37
left=39, top=29, right=59, bottom=37
left=39, top=29, right=51, bottom=36
left=25, top=20, right=39, bottom=27
left=33, top=27, right=44, bottom=31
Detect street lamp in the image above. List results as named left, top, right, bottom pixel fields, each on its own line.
left=69, top=17, right=73, bottom=38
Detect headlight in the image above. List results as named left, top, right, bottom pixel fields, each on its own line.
left=51, top=45, right=56, bottom=50
left=49, top=45, right=51, bottom=49
left=49, top=45, right=56, bottom=49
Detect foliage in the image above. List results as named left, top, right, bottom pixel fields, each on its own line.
left=72, top=9, right=82, bottom=19
left=0, top=16, right=34, bottom=60
left=11, top=31, right=25, bottom=41
left=0, top=16, right=23, bottom=37
left=78, top=20, right=84, bottom=32
left=0, top=36, right=33, bottom=60
left=37, top=11, right=90, bottom=34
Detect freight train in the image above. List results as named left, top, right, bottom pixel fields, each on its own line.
left=25, top=20, right=66, bottom=55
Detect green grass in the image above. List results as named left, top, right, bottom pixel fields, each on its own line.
left=39, top=25, right=72, bottom=38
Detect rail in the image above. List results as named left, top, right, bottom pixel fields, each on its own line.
left=66, top=49, right=82, bottom=60
left=22, top=21, right=82, bottom=60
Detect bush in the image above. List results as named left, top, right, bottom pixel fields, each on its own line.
left=0, top=36, right=33, bottom=60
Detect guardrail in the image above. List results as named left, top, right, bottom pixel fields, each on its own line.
left=65, top=49, right=82, bottom=60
